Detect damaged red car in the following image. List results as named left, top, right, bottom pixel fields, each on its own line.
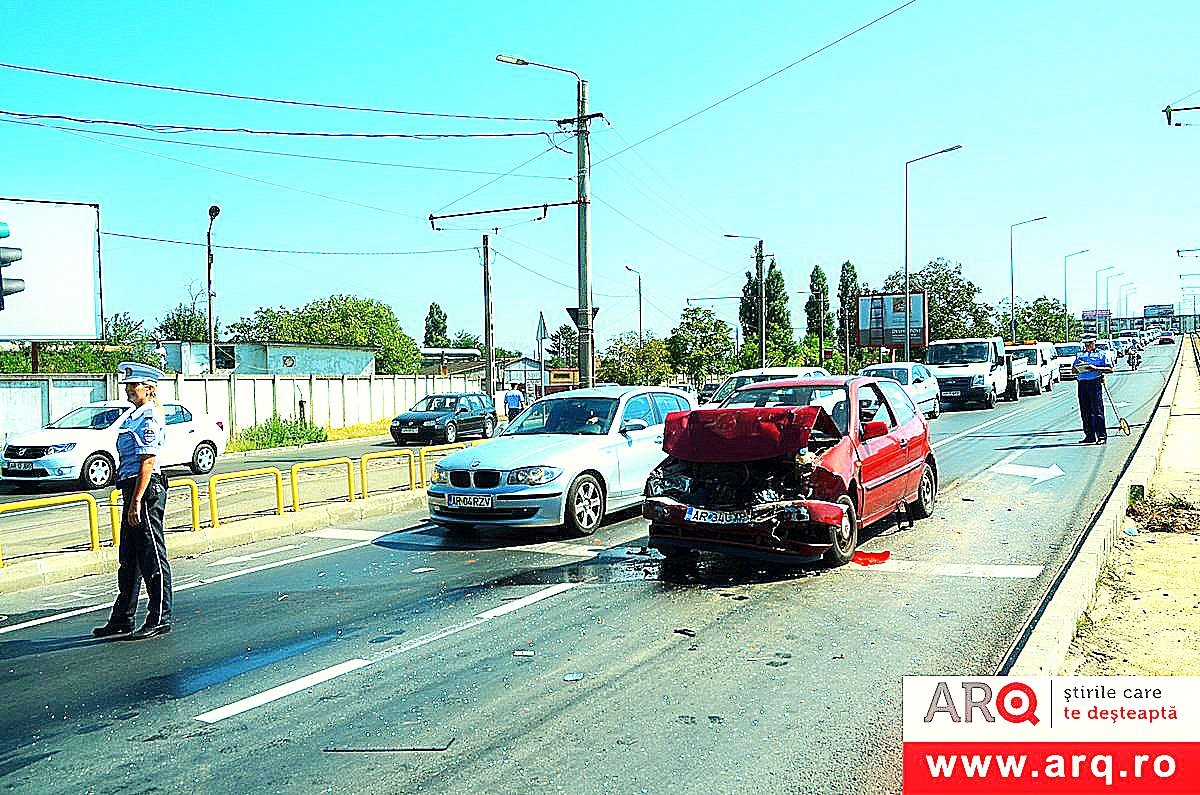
left=643, top=377, right=937, bottom=565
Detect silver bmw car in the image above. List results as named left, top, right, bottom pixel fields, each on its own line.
left=427, top=386, right=697, bottom=535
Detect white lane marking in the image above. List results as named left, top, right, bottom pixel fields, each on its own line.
left=989, top=461, right=1064, bottom=485
left=194, top=658, right=372, bottom=724
left=208, top=545, right=302, bottom=566
left=307, top=528, right=390, bottom=541
left=193, top=582, right=579, bottom=724
left=504, top=540, right=598, bottom=558
left=851, top=559, right=1043, bottom=578
left=930, top=411, right=1020, bottom=450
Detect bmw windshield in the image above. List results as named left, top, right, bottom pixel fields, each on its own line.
left=504, top=397, right=619, bottom=436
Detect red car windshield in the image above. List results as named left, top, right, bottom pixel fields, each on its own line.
left=723, top=385, right=850, bottom=434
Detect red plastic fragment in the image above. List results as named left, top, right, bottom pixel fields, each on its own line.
left=850, top=550, right=891, bottom=566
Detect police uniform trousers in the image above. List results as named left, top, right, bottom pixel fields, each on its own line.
left=109, top=473, right=173, bottom=626
left=1077, top=378, right=1107, bottom=442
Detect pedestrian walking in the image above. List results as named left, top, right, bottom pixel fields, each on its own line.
left=93, top=362, right=174, bottom=640
left=504, top=384, right=525, bottom=423
left=1072, top=339, right=1115, bottom=445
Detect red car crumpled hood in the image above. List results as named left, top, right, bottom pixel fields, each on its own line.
left=663, top=406, right=842, bottom=463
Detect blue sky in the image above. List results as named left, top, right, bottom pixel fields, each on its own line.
left=4, top=0, right=1199, bottom=351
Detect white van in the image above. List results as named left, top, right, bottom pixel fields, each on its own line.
left=1005, top=342, right=1055, bottom=395
left=703, top=366, right=833, bottom=407
left=923, top=337, right=1014, bottom=409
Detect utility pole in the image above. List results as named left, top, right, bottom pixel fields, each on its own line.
left=626, top=264, right=643, bottom=344
left=817, top=285, right=825, bottom=367
left=756, top=240, right=766, bottom=368
left=483, top=233, right=495, bottom=396
left=576, top=79, right=595, bottom=388
left=843, top=297, right=852, bottom=374
left=206, top=205, right=220, bottom=372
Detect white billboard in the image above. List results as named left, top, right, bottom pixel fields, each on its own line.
left=857, top=291, right=927, bottom=348
left=0, top=197, right=102, bottom=341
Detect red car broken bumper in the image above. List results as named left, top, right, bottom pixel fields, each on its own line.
left=643, top=495, right=847, bottom=562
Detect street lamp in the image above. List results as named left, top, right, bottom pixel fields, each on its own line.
left=497, top=54, right=595, bottom=386
left=1009, top=215, right=1048, bottom=341
left=1062, top=249, right=1088, bottom=342
left=206, top=204, right=220, bottom=373
left=725, top=234, right=766, bottom=367
left=904, top=144, right=962, bottom=360
left=1103, top=270, right=1123, bottom=335
left=625, top=264, right=643, bottom=344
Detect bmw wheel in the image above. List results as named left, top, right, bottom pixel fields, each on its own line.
left=443, top=422, right=457, bottom=444
left=80, top=452, right=115, bottom=490
left=564, top=474, right=605, bottom=536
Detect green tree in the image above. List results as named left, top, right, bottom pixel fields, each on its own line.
left=881, top=258, right=994, bottom=343
left=547, top=324, right=578, bottom=368
left=739, top=258, right=798, bottom=365
left=996, top=296, right=1081, bottom=343
left=155, top=301, right=213, bottom=341
left=229, top=294, right=420, bottom=374
left=598, top=333, right=673, bottom=385
left=805, top=264, right=835, bottom=340
left=103, top=311, right=147, bottom=344
left=836, top=261, right=861, bottom=369
left=666, top=307, right=735, bottom=384
left=496, top=346, right=522, bottom=360
left=423, top=302, right=451, bottom=348
left=450, top=330, right=482, bottom=351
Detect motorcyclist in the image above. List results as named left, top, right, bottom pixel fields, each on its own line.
left=1128, top=342, right=1142, bottom=371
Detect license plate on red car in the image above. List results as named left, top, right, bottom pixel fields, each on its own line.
left=684, top=506, right=751, bottom=525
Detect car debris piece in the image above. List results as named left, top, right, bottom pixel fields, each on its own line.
left=513, top=650, right=535, bottom=657
left=277, top=594, right=288, bottom=601
left=563, top=672, right=585, bottom=682
left=411, top=567, right=435, bottom=573
left=1122, top=526, right=1140, bottom=537
left=673, top=628, right=697, bottom=638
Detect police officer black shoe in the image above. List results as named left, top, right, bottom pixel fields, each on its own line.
left=125, top=621, right=172, bottom=641
left=1095, top=437, right=1107, bottom=445
left=92, top=622, right=134, bottom=638
left=1080, top=437, right=1096, bottom=444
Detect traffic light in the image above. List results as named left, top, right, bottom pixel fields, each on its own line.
left=0, top=220, right=24, bottom=311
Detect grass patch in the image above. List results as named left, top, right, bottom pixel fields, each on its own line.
left=227, top=414, right=328, bottom=452
left=324, top=418, right=393, bottom=442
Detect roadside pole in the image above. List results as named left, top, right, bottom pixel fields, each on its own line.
left=483, top=233, right=495, bottom=395
left=756, top=240, right=766, bottom=367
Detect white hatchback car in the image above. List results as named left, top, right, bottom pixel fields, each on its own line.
left=2, top=400, right=227, bottom=490
left=858, top=363, right=941, bottom=419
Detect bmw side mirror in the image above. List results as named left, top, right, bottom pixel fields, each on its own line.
left=620, top=418, right=649, bottom=434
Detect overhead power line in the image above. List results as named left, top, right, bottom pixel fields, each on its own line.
left=595, top=0, right=918, bottom=165
left=0, top=61, right=557, bottom=122
left=0, top=118, right=570, bottom=179
left=103, top=232, right=478, bottom=256
left=491, top=248, right=629, bottom=299
left=0, top=110, right=557, bottom=139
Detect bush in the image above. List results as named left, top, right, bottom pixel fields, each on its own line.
left=227, top=414, right=327, bottom=452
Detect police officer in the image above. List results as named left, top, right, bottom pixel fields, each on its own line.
left=1072, top=339, right=1114, bottom=445
left=93, top=362, right=173, bottom=640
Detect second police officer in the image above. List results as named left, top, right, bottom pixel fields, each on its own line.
left=93, top=362, right=174, bottom=640
left=1072, top=338, right=1115, bottom=445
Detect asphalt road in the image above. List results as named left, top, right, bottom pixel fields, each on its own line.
left=0, top=345, right=1178, bottom=794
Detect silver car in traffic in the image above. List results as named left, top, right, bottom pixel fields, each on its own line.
left=427, top=386, right=696, bottom=535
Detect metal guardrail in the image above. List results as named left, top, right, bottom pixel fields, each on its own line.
left=360, top=449, right=416, bottom=499
left=0, top=493, right=99, bottom=565
left=209, top=467, right=285, bottom=527
left=108, top=479, right=201, bottom=546
left=290, top=457, right=355, bottom=511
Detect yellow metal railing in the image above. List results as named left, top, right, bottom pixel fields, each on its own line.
left=0, top=493, right=99, bottom=565
left=108, top=479, right=201, bottom=546
left=360, top=449, right=416, bottom=499
left=290, top=457, right=355, bottom=511
left=417, top=442, right=471, bottom=487
left=209, top=467, right=285, bottom=527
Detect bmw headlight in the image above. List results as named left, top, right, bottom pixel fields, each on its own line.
left=45, top=443, right=76, bottom=454
left=422, top=420, right=437, bottom=427
left=507, top=465, right=563, bottom=486
left=431, top=465, right=449, bottom=484
left=971, top=375, right=985, bottom=387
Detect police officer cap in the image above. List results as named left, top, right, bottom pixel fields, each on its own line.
left=117, top=361, right=166, bottom=385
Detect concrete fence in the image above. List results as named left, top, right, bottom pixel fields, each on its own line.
left=0, top=372, right=481, bottom=440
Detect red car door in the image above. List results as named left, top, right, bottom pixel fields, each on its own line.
left=876, top=379, right=929, bottom=500
left=853, top=382, right=906, bottom=524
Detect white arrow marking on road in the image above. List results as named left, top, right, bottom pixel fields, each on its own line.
left=989, top=461, right=1064, bottom=484
left=208, top=545, right=302, bottom=566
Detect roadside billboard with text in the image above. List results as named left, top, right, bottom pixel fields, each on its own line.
left=0, top=197, right=102, bottom=341
left=1144, top=305, right=1175, bottom=318
left=858, top=291, right=927, bottom=348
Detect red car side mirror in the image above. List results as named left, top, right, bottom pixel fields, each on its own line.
left=861, top=420, right=889, bottom=441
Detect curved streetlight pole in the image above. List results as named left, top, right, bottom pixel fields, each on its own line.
left=725, top=234, right=765, bottom=367
left=206, top=204, right=220, bottom=373
left=904, top=145, right=962, bottom=360
left=1009, top=215, right=1048, bottom=341
left=497, top=54, right=594, bottom=386
left=1062, top=249, right=1088, bottom=342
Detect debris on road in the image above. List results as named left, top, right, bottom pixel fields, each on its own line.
left=851, top=550, right=891, bottom=566
left=513, top=650, right=535, bottom=657
left=323, top=738, right=455, bottom=753
left=1123, top=526, right=1140, bottom=537
left=411, top=567, right=435, bottom=573
left=673, top=627, right=697, bottom=638
left=563, top=672, right=585, bottom=682
left=277, top=593, right=288, bottom=601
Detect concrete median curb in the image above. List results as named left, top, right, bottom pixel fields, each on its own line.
left=1009, top=343, right=1186, bottom=675
left=0, top=487, right=429, bottom=595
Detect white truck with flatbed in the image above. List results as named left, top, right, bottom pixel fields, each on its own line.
left=923, top=337, right=1016, bottom=410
